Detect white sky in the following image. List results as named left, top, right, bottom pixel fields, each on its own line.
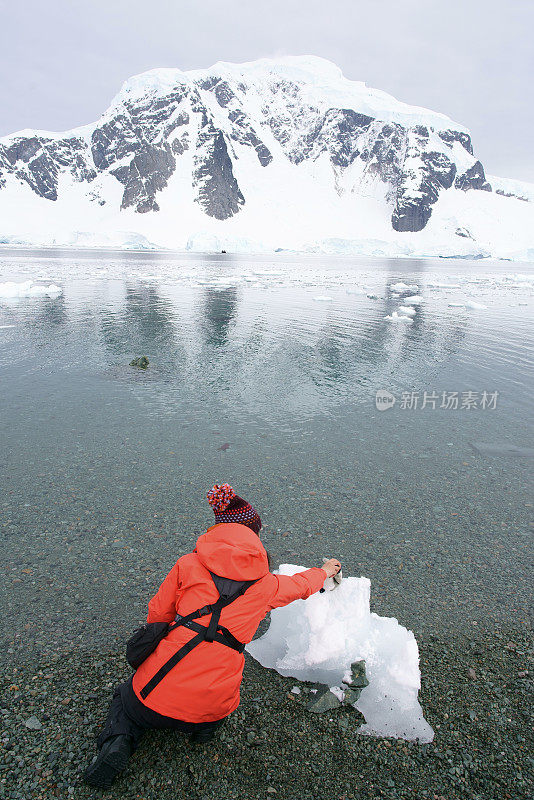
left=1, top=0, right=532, bottom=181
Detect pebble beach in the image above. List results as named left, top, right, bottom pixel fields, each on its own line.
left=0, top=625, right=532, bottom=800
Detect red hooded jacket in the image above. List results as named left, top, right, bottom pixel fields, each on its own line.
left=132, top=522, right=326, bottom=722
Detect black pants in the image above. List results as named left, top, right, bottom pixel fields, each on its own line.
left=96, top=675, right=227, bottom=752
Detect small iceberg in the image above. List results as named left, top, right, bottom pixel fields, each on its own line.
left=313, top=295, right=333, bottom=302
left=389, top=282, right=419, bottom=292
left=385, top=312, right=413, bottom=323
left=447, top=300, right=487, bottom=310
left=247, top=565, right=434, bottom=743
left=0, top=280, right=62, bottom=300
left=465, top=300, right=487, bottom=310
left=398, top=306, right=416, bottom=316
left=402, top=295, right=423, bottom=305
left=426, top=282, right=461, bottom=289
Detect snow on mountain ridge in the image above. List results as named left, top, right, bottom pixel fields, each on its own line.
left=110, top=56, right=468, bottom=133
left=0, top=55, right=533, bottom=260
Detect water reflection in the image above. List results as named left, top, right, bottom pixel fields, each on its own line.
left=99, top=283, right=184, bottom=379
left=0, top=258, right=530, bottom=422
left=29, top=294, right=68, bottom=331
left=96, top=273, right=524, bottom=418
left=200, top=286, right=239, bottom=349
left=0, top=255, right=532, bottom=647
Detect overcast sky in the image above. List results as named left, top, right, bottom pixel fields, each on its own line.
left=1, top=0, right=532, bottom=181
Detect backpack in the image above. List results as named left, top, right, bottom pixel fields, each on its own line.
left=126, top=572, right=257, bottom=699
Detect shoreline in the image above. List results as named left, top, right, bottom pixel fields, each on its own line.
left=0, top=243, right=528, bottom=266
left=1, top=623, right=531, bottom=800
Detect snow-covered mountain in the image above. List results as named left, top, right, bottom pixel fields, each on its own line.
left=1, top=56, right=533, bottom=260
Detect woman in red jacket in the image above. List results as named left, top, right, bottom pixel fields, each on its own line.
left=85, top=484, right=341, bottom=789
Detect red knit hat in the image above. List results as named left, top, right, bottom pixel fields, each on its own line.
left=206, top=483, right=262, bottom=535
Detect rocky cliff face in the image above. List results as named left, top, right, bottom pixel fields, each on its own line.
left=0, top=57, right=519, bottom=245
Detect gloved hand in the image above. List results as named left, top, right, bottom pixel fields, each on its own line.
left=320, top=558, right=342, bottom=591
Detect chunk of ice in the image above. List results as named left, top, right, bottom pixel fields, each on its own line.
left=0, top=280, right=62, bottom=300
left=448, top=299, right=487, bottom=310
left=385, top=312, right=413, bottom=323
left=389, top=283, right=418, bottom=292
left=465, top=300, right=487, bottom=310
left=426, top=283, right=461, bottom=289
left=246, top=565, right=434, bottom=742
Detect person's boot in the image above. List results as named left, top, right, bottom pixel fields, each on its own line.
left=83, top=734, right=133, bottom=789
left=189, top=727, right=216, bottom=744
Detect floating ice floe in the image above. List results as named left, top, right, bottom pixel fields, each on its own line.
left=313, top=295, right=333, bottom=301
left=389, top=282, right=419, bottom=292
left=247, top=565, right=434, bottom=742
left=0, top=280, right=62, bottom=300
left=384, top=312, right=413, bottom=323
left=465, top=300, right=487, bottom=310
left=501, top=273, right=534, bottom=285
left=398, top=306, right=416, bottom=316
left=402, top=295, right=423, bottom=304
left=447, top=300, right=487, bottom=310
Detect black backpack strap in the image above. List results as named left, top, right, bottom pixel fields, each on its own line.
left=140, top=629, right=206, bottom=699
left=204, top=579, right=254, bottom=642
left=176, top=619, right=246, bottom=652
left=167, top=604, right=212, bottom=632
left=216, top=623, right=245, bottom=651
left=167, top=578, right=254, bottom=640
left=139, top=576, right=257, bottom=699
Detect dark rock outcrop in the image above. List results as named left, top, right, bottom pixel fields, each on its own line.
left=129, top=356, right=149, bottom=368
left=117, top=144, right=176, bottom=212
left=227, top=109, right=272, bottom=166
left=342, top=660, right=370, bottom=705
left=455, top=161, right=491, bottom=192
left=438, top=129, right=473, bottom=154
left=392, top=139, right=457, bottom=232
left=193, top=119, right=245, bottom=220
left=307, top=687, right=342, bottom=713
left=1, top=135, right=95, bottom=201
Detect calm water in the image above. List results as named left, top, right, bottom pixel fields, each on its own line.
left=0, top=249, right=532, bottom=661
